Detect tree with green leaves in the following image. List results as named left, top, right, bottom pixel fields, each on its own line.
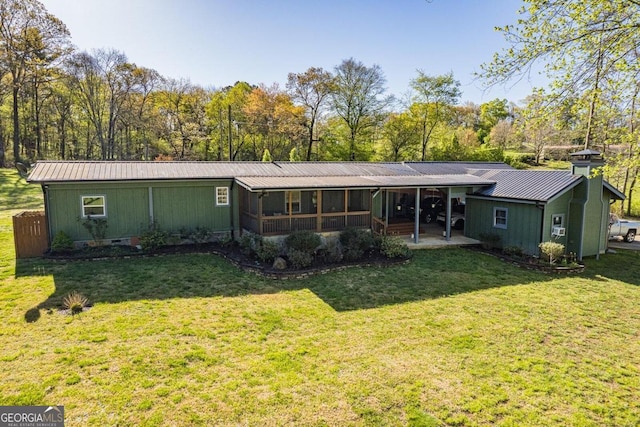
left=287, top=67, right=334, bottom=161
left=480, top=0, right=640, bottom=150
left=331, top=58, right=391, bottom=160
left=0, top=0, right=70, bottom=166
left=477, top=98, right=510, bottom=144
left=409, top=71, right=461, bottom=160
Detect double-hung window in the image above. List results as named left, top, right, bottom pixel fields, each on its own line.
left=216, top=187, right=229, bottom=206
left=81, top=195, right=106, bottom=217
left=493, top=207, right=507, bottom=229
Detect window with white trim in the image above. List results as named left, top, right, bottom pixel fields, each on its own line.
left=493, top=207, right=507, bottom=229
left=285, top=190, right=301, bottom=214
left=552, top=214, right=564, bottom=228
left=81, top=195, right=106, bottom=217
left=216, top=187, right=229, bottom=206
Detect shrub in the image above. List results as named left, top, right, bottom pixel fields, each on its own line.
left=340, top=228, right=374, bottom=261
left=288, top=249, right=313, bottom=269
left=502, top=245, right=524, bottom=258
left=539, top=241, right=565, bottom=265
left=62, top=291, right=89, bottom=315
left=479, top=232, right=501, bottom=250
left=380, top=235, right=411, bottom=259
left=139, top=223, right=168, bottom=252
left=256, top=239, right=280, bottom=263
left=285, top=230, right=321, bottom=254
left=189, top=226, right=213, bottom=244
left=319, top=239, right=343, bottom=264
left=78, top=216, right=108, bottom=244
left=51, top=231, right=74, bottom=253
left=239, top=231, right=262, bottom=256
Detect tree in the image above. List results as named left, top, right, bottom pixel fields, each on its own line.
left=477, top=98, right=509, bottom=143
left=205, top=81, right=252, bottom=160
left=331, top=58, right=391, bottom=160
left=480, top=0, right=640, bottom=150
left=0, top=0, right=70, bottom=165
left=287, top=67, right=334, bottom=161
left=409, top=71, right=461, bottom=160
left=379, top=112, right=419, bottom=161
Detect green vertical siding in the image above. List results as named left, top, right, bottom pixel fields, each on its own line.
left=47, top=183, right=149, bottom=241
left=151, top=181, right=233, bottom=232
left=47, top=180, right=235, bottom=242
left=542, top=191, right=572, bottom=247
left=466, top=198, right=542, bottom=255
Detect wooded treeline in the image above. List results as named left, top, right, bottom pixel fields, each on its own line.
left=1, top=0, right=638, bottom=214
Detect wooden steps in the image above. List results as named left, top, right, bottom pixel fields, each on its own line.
left=385, top=222, right=423, bottom=236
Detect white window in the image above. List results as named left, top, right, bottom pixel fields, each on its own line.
left=493, top=207, right=507, bottom=229
left=285, top=191, right=301, bottom=214
left=552, top=214, right=564, bottom=229
left=81, top=195, right=106, bottom=217
left=216, top=187, right=229, bottom=206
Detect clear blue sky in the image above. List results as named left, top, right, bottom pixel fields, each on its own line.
left=40, top=0, right=545, bottom=105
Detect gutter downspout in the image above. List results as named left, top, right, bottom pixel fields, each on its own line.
left=230, top=181, right=235, bottom=241
left=42, top=184, right=52, bottom=246
left=148, top=187, right=154, bottom=224
left=414, top=188, right=420, bottom=243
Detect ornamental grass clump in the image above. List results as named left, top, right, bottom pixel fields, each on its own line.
left=62, top=291, right=89, bottom=315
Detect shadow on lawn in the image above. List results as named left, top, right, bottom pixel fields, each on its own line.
left=18, top=247, right=638, bottom=322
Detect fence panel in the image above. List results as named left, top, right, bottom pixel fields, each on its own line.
left=13, top=211, right=49, bottom=258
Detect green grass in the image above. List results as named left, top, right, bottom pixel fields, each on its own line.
left=1, top=169, right=640, bottom=426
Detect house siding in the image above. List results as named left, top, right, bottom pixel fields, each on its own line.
left=466, top=198, right=542, bottom=255
left=47, top=183, right=149, bottom=241
left=46, top=180, right=235, bottom=243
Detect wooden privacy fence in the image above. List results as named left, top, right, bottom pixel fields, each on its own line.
left=13, top=211, right=49, bottom=259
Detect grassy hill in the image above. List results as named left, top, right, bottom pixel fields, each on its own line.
left=1, top=168, right=639, bottom=426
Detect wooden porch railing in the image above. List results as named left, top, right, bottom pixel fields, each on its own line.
left=241, top=211, right=371, bottom=235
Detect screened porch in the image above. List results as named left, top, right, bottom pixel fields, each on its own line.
left=239, top=187, right=372, bottom=236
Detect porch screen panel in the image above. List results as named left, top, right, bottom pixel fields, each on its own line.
left=348, top=189, right=369, bottom=212
left=322, top=190, right=345, bottom=213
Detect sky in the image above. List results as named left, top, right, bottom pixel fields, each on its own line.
left=39, top=0, right=547, bottom=105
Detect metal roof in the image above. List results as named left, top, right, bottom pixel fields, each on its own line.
left=236, top=174, right=496, bottom=191
left=404, top=161, right=514, bottom=175
left=471, top=170, right=583, bottom=202
left=28, top=161, right=425, bottom=182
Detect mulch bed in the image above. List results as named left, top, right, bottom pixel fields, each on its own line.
left=43, top=242, right=411, bottom=280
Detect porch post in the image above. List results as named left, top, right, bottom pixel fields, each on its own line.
left=414, top=188, right=420, bottom=243
left=344, top=190, right=349, bottom=227
left=445, top=187, right=451, bottom=241
left=316, top=190, right=322, bottom=232
left=384, top=190, right=389, bottom=230
left=258, top=192, right=263, bottom=234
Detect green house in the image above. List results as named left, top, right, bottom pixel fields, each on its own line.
left=465, top=150, right=624, bottom=259
left=27, top=150, right=623, bottom=260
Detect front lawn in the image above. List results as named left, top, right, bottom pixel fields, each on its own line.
left=1, top=169, right=639, bottom=426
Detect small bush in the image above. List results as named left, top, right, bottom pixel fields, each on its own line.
left=479, top=232, right=501, bottom=250
left=502, top=245, right=524, bottom=258
left=256, top=239, right=280, bottom=263
left=62, top=291, right=89, bottom=315
left=539, top=241, right=565, bottom=265
left=189, top=226, right=213, bottom=244
left=239, top=231, right=262, bottom=256
left=340, top=228, right=374, bottom=261
left=380, top=236, right=411, bottom=259
left=319, top=239, right=343, bottom=264
left=139, top=223, right=168, bottom=252
left=285, top=230, right=321, bottom=254
left=51, top=231, right=74, bottom=253
left=288, top=249, right=313, bottom=269
left=78, top=216, right=108, bottom=244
